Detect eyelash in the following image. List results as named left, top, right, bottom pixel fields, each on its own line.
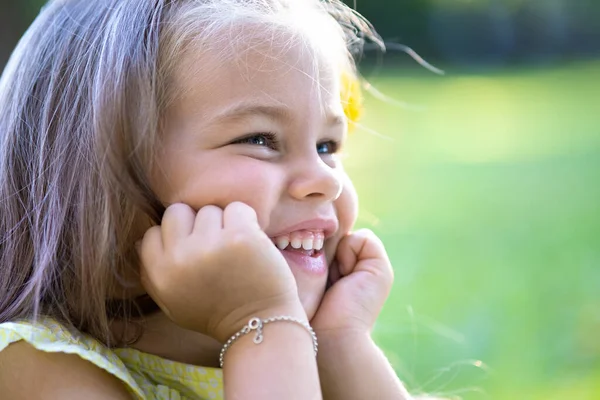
left=234, top=133, right=340, bottom=155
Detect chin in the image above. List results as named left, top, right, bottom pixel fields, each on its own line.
left=294, top=254, right=330, bottom=320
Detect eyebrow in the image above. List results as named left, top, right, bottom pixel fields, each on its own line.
left=206, top=103, right=346, bottom=128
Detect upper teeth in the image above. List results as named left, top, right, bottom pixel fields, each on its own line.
left=274, top=231, right=324, bottom=251
left=276, top=237, right=290, bottom=250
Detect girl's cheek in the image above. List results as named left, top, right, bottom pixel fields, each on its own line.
left=325, top=175, right=358, bottom=263
left=182, top=162, right=281, bottom=223
left=337, top=174, right=359, bottom=233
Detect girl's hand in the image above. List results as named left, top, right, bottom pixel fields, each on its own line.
left=310, top=229, right=394, bottom=336
left=313, top=231, right=409, bottom=400
left=137, top=202, right=303, bottom=343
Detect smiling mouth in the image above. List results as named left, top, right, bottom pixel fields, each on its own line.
left=270, top=230, right=329, bottom=274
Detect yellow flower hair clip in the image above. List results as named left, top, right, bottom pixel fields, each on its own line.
left=340, top=70, right=363, bottom=133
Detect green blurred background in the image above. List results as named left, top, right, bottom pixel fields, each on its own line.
left=2, top=1, right=599, bottom=399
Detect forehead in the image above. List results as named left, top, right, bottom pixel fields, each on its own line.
left=167, top=24, right=344, bottom=119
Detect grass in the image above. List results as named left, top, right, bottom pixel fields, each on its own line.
left=344, top=61, right=600, bottom=400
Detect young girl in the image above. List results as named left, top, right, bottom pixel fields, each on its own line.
left=0, top=0, right=411, bottom=398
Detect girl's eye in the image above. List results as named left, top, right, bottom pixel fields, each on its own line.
left=234, top=133, right=278, bottom=150
left=317, top=140, right=339, bottom=155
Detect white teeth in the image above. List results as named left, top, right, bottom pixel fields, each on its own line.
left=274, top=231, right=325, bottom=252
left=302, top=237, right=314, bottom=250
left=313, top=236, right=324, bottom=251
left=276, top=237, right=290, bottom=250
left=290, top=237, right=302, bottom=249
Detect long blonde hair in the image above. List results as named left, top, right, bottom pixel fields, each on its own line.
left=0, top=0, right=379, bottom=344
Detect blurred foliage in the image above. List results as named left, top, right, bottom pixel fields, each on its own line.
left=345, top=61, right=600, bottom=399
left=0, top=0, right=45, bottom=66
left=345, top=0, right=600, bottom=66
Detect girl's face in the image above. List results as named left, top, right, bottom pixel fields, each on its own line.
left=152, top=37, right=358, bottom=319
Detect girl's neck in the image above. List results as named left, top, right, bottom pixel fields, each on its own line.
left=115, top=312, right=222, bottom=368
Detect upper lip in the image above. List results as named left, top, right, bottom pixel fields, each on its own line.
left=269, top=218, right=338, bottom=239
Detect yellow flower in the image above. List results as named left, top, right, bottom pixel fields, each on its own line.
left=340, top=70, right=363, bottom=132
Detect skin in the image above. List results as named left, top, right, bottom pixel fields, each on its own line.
left=152, top=39, right=355, bottom=321
left=137, top=31, right=353, bottom=399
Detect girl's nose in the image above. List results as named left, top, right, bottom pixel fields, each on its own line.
left=287, top=157, right=343, bottom=202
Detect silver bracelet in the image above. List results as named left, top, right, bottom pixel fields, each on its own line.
left=219, top=316, right=318, bottom=368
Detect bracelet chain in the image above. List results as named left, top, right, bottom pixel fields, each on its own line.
left=219, top=316, right=318, bottom=368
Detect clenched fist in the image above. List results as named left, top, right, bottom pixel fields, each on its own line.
left=138, top=202, right=304, bottom=343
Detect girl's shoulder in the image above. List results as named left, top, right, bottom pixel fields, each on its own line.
left=0, top=318, right=144, bottom=399
left=0, top=318, right=224, bottom=400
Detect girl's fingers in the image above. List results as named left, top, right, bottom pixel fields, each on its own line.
left=223, top=201, right=258, bottom=231
left=161, top=203, right=196, bottom=248
left=336, top=229, right=386, bottom=276
left=138, top=226, right=163, bottom=267
left=328, top=260, right=341, bottom=287
left=335, top=234, right=359, bottom=276
left=138, top=226, right=164, bottom=292
left=138, top=234, right=172, bottom=320
left=193, top=205, right=223, bottom=236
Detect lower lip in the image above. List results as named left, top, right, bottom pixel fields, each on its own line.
left=280, top=249, right=328, bottom=276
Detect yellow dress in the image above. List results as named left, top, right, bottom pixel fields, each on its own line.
left=0, top=318, right=224, bottom=400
